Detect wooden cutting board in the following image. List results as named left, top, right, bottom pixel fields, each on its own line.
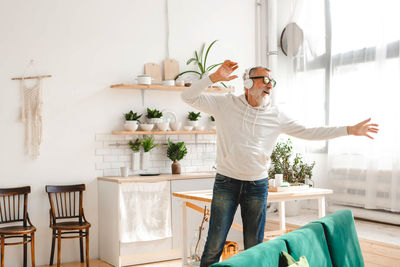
left=144, top=63, right=162, bottom=82
left=163, top=59, right=179, bottom=80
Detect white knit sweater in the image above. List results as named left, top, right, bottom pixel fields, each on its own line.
left=181, top=75, right=348, bottom=181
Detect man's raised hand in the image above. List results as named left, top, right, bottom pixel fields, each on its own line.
left=347, top=118, right=379, bottom=139
left=209, top=60, right=239, bottom=83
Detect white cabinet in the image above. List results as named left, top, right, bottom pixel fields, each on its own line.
left=98, top=176, right=215, bottom=267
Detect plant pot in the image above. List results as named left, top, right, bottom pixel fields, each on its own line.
left=131, top=151, right=140, bottom=171
left=171, top=160, right=181, bottom=174
left=209, top=121, right=216, bottom=130
left=148, top=118, right=164, bottom=124
left=187, top=120, right=199, bottom=127
left=141, top=152, right=150, bottom=170
left=124, top=120, right=139, bottom=131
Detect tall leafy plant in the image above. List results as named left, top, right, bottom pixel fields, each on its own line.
left=166, top=139, right=187, bottom=162
left=129, top=139, right=141, bottom=152
left=141, top=136, right=158, bottom=152
left=175, top=40, right=225, bottom=86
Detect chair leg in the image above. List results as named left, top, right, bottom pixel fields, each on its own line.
left=23, top=234, right=27, bottom=267
left=85, top=229, right=90, bottom=267
left=50, top=229, right=56, bottom=265
left=79, top=230, right=84, bottom=263
left=31, top=232, right=35, bottom=267
left=1, top=235, right=4, bottom=267
left=57, top=230, right=61, bottom=267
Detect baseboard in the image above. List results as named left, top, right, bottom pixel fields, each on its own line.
left=328, top=204, right=400, bottom=225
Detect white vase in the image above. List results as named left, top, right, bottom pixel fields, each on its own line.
left=148, top=118, right=164, bottom=124
left=187, top=121, right=199, bottom=127
left=141, top=152, right=150, bottom=170
left=131, top=151, right=140, bottom=171
left=124, top=120, right=139, bottom=131
left=275, top=174, right=283, bottom=187
left=209, top=121, right=216, bottom=130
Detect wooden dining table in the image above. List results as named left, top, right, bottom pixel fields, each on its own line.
left=172, top=187, right=333, bottom=266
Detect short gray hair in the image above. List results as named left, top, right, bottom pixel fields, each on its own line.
left=243, top=66, right=271, bottom=80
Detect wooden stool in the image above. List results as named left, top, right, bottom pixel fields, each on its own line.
left=0, top=186, right=36, bottom=267
left=45, top=184, right=91, bottom=267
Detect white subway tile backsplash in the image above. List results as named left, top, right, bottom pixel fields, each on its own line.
left=118, top=155, right=131, bottom=162
left=151, top=160, right=166, bottom=168
left=112, top=149, right=126, bottom=155
left=111, top=162, right=125, bottom=168
left=110, top=135, right=126, bottom=141
left=104, top=155, right=118, bottom=162
left=96, top=148, right=112, bottom=155
left=104, top=169, right=120, bottom=176
left=96, top=133, right=217, bottom=177
left=96, top=162, right=111, bottom=170
left=191, top=159, right=203, bottom=166
left=179, top=135, right=195, bottom=141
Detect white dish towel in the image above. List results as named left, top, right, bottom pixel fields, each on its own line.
left=119, top=181, right=172, bottom=243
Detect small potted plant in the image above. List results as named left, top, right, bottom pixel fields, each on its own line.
left=123, top=110, right=142, bottom=131
left=129, top=138, right=141, bottom=171
left=209, top=116, right=216, bottom=130
left=140, top=136, right=159, bottom=170
left=187, top=111, right=201, bottom=127
left=167, top=139, right=188, bottom=174
left=146, top=108, right=163, bottom=124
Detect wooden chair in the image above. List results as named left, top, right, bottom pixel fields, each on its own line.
left=45, top=184, right=90, bottom=267
left=0, top=186, right=36, bottom=267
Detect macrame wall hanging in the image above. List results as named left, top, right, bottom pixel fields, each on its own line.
left=12, top=60, right=52, bottom=159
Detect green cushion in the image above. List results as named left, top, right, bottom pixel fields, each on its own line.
left=277, top=223, right=333, bottom=267
left=312, top=210, right=365, bottom=267
left=210, top=238, right=288, bottom=267
left=281, top=251, right=310, bottom=267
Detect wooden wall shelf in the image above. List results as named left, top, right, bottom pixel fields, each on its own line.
left=110, top=84, right=234, bottom=93
left=112, top=130, right=216, bottom=135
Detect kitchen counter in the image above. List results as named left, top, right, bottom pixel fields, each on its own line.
left=97, top=171, right=216, bottom=183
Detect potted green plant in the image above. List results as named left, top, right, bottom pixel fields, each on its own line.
left=146, top=108, right=164, bottom=124
left=167, top=139, right=188, bottom=174
left=268, top=139, right=315, bottom=184
left=140, top=136, right=159, bottom=170
left=187, top=111, right=201, bottom=127
left=129, top=138, right=141, bottom=171
left=175, top=40, right=227, bottom=88
left=123, top=110, right=142, bottom=131
left=268, top=139, right=315, bottom=216
left=209, top=116, right=216, bottom=130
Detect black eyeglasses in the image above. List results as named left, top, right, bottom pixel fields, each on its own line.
left=250, top=76, right=277, bottom=87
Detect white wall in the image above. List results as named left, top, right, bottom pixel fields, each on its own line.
left=0, top=0, right=256, bottom=265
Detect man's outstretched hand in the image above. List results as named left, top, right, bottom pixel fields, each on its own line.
left=209, top=60, right=239, bottom=83
left=347, top=118, right=379, bottom=139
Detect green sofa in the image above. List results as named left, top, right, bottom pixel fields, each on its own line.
left=211, top=210, right=364, bottom=267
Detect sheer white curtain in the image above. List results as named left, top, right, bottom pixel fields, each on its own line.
left=328, top=0, right=400, bottom=212
left=284, top=0, right=400, bottom=212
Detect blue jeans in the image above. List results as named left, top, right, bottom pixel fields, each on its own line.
left=200, top=173, right=269, bottom=267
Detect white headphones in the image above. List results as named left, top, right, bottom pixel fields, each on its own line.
left=243, top=68, right=254, bottom=89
